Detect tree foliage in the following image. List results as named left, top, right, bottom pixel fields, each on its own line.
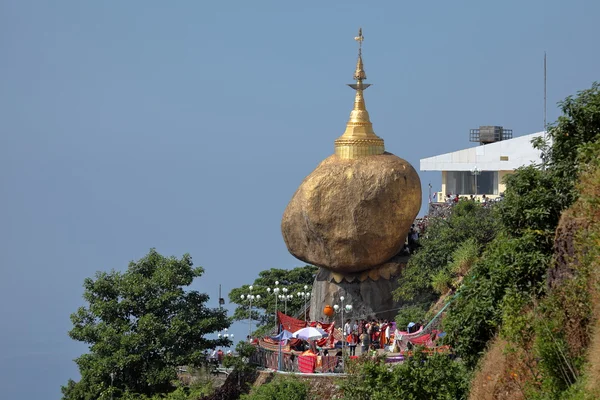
left=62, top=249, right=230, bottom=400
left=340, top=351, right=470, bottom=399
left=443, top=82, right=600, bottom=373
left=228, top=265, right=317, bottom=335
left=545, top=82, right=600, bottom=183
left=394, top=305, right=428, bottom=332
left=442, top=232, right=550, bottom=367
left=498, top=165, right=572, bottom=246
left=393, top=200, right=498, bottom=303
left=240, top=375, right=310, bottom=400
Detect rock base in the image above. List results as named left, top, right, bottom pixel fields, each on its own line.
left=309, top=261, right=407, bottom=323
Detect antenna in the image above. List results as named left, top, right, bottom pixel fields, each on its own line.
left=544, top=52, right=547, bottom=134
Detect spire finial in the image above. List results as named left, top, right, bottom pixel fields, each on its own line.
left=353, top=28, right=367, bottom=83
left=334, top=28, right=384, bottom=159
left=355, top=28, right=364, bottom=52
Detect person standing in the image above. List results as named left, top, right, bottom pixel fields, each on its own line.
left=347, top=333, right=357, bottom=356
left=385, top=322, right=391, bottom=345
left=360, top=331, right=369, bottom=354
left=344, top=319, right=352, bottom=337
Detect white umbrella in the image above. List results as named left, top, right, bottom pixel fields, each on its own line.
left=292, top=326, right=328, bottom=341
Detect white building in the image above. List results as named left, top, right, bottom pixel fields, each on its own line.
left=420, top=131, right=545, bottom=202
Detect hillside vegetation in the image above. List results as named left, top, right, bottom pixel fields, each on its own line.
left=462, top=83, right=600, bottom=399
left=242, top=83, right=600, bottom=400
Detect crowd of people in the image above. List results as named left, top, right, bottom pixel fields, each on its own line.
left=444, top=193, right=503, bottom=204
left=341, top=318, right=395, bottom=356
left=208, top=348, right=233, bottom=365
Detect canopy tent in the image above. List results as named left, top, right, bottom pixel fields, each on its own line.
left=270, top=330, right=294, bottom=342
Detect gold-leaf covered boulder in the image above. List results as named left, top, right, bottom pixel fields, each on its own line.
left=282, top=28, right=422, bottom=275
left=282, top=153, right=421, bottom=273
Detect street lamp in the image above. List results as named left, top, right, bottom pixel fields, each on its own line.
left=279, top=288, right=293, bottom=314
left=333, top=296, right=353, bottom=371
left=297, top=285, right=311, bottom=321
left=217, top=328, right=233, bottom=349
left=241, top=286, right=260, bottom=339
left=471, top=166, right=481, bottom=195
left=267, top=281, right=280, bottom=330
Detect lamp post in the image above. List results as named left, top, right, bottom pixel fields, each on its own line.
left=267, top=281, right=280, bottom=331
left=333, top=296, right=353, bottom=371
left=471, top=166, right=481, bottom=195
left=217, top=328, right=233, bottom=349
left=241, top=286, right=260, bottom=339
left=297, top=285, right=311, bottom=321
left=279, top=288, right=293, bottom=315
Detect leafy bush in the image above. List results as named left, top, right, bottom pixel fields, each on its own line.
left=443, top=232, right=550, bottom=367
left=395, top=305, right=427, bottom=331
left=119, top=380, right=213, bottom=399
left=448, top=238, right=479, bottom=276
left=222, top=341, right=257, bottom=372
left=241, top=375, right=309, bottom=400
left=497, top=165, right=569, bottom=247
left=341, top=350, right=470, bottom=399
left=432, top=269, right=452, bottom=295
left=394, top=201, right=498, bottom=302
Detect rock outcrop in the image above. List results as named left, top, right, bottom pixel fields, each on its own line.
left=282, top=152, right=421, bottom=273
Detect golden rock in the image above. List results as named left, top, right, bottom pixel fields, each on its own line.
left=281, top=29, right=421, bottom=274
left=281, top=153, right=421, bottom=273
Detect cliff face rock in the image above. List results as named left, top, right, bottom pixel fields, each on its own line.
left=548, top=208, right=590, bottom=289
left=281, top=152, right=421, bottom=273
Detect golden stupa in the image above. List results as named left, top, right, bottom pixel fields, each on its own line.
left=334, top=28, right=385, bottom=159
left=282, top=29, right=421, bottom=275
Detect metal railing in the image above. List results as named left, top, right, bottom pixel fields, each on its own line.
left=249, top=347, right=342, bottom=373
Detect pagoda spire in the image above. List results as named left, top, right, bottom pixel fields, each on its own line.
left=334, top=28, right=385, bottom=159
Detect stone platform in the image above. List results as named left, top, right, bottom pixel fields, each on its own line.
left=308, top=255, right=408, bottom=322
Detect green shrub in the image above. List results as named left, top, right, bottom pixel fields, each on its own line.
left=394, top=201, right=498, bottom=302
left=443, top=232, right=550, bottom=367
left=118, top=379, right=214, bottom=400
left=241, top=375, right=310, bottom=400
left=448, top=238, right=479, bottom=276
left=395, top=305, right=427, bottom=332
left=222, top=341, right=257, bottom=372
left=432, top=269, right=452, bottom=295
left=341, top=349, right=470, bottom=399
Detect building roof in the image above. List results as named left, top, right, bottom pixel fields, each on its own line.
left=420, top=131, right=545, bottom=172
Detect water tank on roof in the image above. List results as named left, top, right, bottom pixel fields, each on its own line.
left=469, top=126, right=513, bottom=145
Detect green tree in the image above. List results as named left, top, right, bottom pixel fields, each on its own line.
left=393, top=200, right=498, bottom=303
left=497, top=165, right=571, bottom=248
left=228, top=265, right=317, bottom=336
left=543, top=82, right=600, bottom=182
left=61, top=249, right=230, bottom=400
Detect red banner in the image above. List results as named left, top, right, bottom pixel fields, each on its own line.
left=277, top=311, right=308, bottom=333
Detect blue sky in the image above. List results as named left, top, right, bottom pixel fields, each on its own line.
left=1, top=1, right=598, bottom=398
